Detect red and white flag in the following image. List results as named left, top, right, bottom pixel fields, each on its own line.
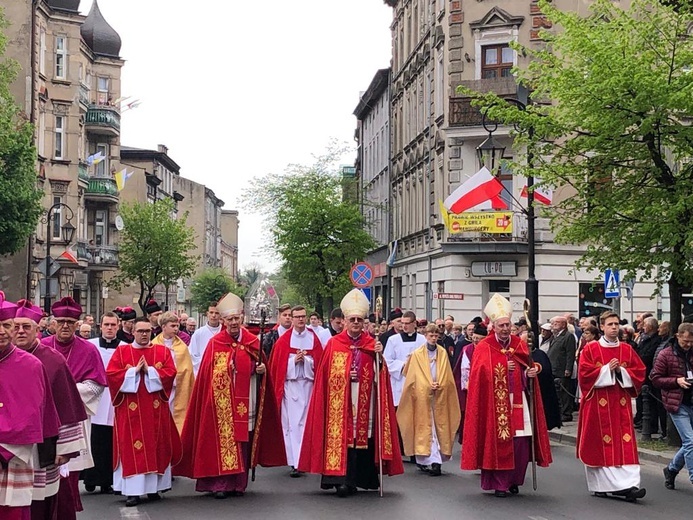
left=520, top=183, right=553, bottom=205
left=443, top=167, right=508, bottom=214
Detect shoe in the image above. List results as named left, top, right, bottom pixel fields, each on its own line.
left=429, top=463, right=442, bottom=476
left=230, top=491, right=244, bottom=497
left=624, top=487, right=646, bottom=502
left=147, top=493, right=161, bottom=501
left=347, top=485, right=358, bottom=495
left=562, top=415, right=573, bottom=422
left=509, top=485, right=519, bottom=495
left=213, top=491, right=230, bottom=499
left=320, top=483, right=333, bottom=490
left=416, top=463, right=430, bottom=473
left=663, top=466, right=678, bottom=490
left=594, top=492, right=607, bottom=498
left=84, top=484, right=96, bottom=493
left=494, top=490, right=508, bottom=497
left=289, top=467, right=301, bottom=478
left=336, top=484, right=349, bottom=498
left=99, top=486, right=113, bottom=494
left=125, top=496, right=140, bottom=507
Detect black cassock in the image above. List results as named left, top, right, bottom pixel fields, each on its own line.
left=532, top=349, right=563, bottom=431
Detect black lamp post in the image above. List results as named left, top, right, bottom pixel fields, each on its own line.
left=477, top=95, right=539, bottom=338
left=43, top=203, right=76, bottom=314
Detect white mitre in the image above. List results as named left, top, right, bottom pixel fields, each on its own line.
left=484, top=293, right=512, bottom=323
left=340, top=288, right=369, bottom=318
left=217, top=292, right=244, bottom=317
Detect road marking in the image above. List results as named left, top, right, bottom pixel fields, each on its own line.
left=528, top=517, right=551, bottom=520
left=119, top=507, right=151, bottom=519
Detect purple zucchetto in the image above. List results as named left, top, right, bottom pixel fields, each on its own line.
left=51, top=297, right=82, bottom=320
left=15, top=299, right=44, bottom=324
left=0, top=291, right=18, bottom=321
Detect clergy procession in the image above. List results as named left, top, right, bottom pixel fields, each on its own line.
left=5, top=284, right=690, bottom=520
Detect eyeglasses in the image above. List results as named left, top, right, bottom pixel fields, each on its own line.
left=348, top=317, right=364, bottom=323
left=134, top=329, right=152, bottom=334
left=55, top=319, right=77, bottom=327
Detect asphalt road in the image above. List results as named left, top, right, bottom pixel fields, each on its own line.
left=79, top=443, right=692, bottom=520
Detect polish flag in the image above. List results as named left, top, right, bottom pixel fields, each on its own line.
left=520, top=184, right=553, bottom=205
left=444, top=167, right=508, bottom=214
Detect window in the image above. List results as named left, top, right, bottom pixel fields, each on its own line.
left=52, top=196, right=63, bottom=239
left=54, top=116, right=64, bottom=159
left=38, top=111, right=45, bottom=157
left=55, top=36, right=67, bottom=79
left=481, top=44, right=514, bottom=79
left=97, top=76, right=109, bottom=105
left=489, top=279, right=510, bottom=293
left=95, top=143, right=108, bottom=177
left=94, top=210, right=107, bottom=246
left=39, top=27, right=46, bottom=75
left=499, top=161, right=514, bottom=209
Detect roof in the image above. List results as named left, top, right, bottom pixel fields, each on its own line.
left=120, top=146, right=181, bottom=174
left=80, top=0, right=122, bottom=58
left=353, top=68, right=390, bottom=119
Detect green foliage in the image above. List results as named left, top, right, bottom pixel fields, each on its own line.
left=241, top=143, right=376, bottom=315
left=458, top=0, right=693, bottom=301
left=238, top=262, right=266, bottom=290
left=190, top=268, right=244, bottom=313
left=109, top=199, right=198, bottom=313
left=0, top=10, right=43, bottom=254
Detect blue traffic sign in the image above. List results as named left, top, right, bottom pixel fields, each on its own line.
left=604, top=269, right=620, bottom=298
left=360, top=287, right=372, bottom=305
left=350, top=262, right=374, bottom=288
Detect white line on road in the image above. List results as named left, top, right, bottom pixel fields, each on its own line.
left=528, top=517, right=551, bottom=520
left=119, top=506, right=151, bottom=519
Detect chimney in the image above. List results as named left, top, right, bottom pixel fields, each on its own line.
left=157, top=144, right=168, bottom=154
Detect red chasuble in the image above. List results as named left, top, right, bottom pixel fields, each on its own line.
left=106, top=344, right=182, bottom=478
left=174, top=327, right=284, bottom=479
left=297, top=331, right=404, bottom=477
left=576, top=340, right=645, bottom=467
left=461, top=335, right=552, bottom=471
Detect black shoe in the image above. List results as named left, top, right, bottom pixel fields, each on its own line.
left=147, top=493, right=161, bottom=501
left=494, top=490, right=509, bottom=498
left=562, top=415, right=573, bottom=422
left=347, top=485, right=358, bottom=495
left=429, top=463, right=442, bottom=476
left=230, top=491, right=244, bottom=497
left=99, top=485, right=113, bottom=494
left=416, top=463, right=430, bottom=473
left=624, top=487, right=646, bottom=502
left=336, top=484, right=350, bottom=498
left=289, top=467, right=301, bottom=478
left=664, top=467, right=678, bottom=490
left=594, top=492, right=608, bottom=498
left=214, top=491, right=230, bottom=499
left=125, top=496, right=140, bottom=507
left=84, top=484, right=96, bottom=493
left=320, top=483, right=333, bottom=490
left=509, top=485, right=519, bottom=495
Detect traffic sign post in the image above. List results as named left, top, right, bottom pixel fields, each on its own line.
left=604, top=269, right=620, bottom=298
left=350, top=262, right=374, bottom=289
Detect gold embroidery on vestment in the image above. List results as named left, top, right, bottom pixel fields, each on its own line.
left=599, top=398, right=607, bottom=407
left=237, top=402, right=248, bottom=417
left=213, top=351, right=239, bottom=471
left=129, top=402, right=137, bottom=411
left=325, top=352, right=348, bottom=471
left=494, top=363, right=511, bottom=441
left=155, top=362, right=163, bottom=369
left=134, top=440, right=143, bottom=450
left=153, top=400, right=160, bottom=409
left=603, top=435, right=612, bottom=444
left=623, top=434, right=632, bottom=442
left=620, top=397, right=627, bottom=406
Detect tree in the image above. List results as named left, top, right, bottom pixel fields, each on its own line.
left=109, top=199, right=198, bottom=314
left=238, top=262, right=266, bottom=290
left=460, top=0, right=693, bottom=328
left=0, top=12, right=43, bottom=254
left=190, top=267, right=244, bottom=313
left=241, top=145, right=376, bottom=316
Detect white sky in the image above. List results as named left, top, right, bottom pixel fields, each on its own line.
left=80, top=0, right=393, bottom=272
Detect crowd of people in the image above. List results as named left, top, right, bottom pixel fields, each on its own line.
left=2, top=287, right=693, bottom=519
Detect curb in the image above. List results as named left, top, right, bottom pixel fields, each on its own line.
left=549, top=430, right=675, bottom=465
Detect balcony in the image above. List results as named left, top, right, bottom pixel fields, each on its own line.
left=449, top=78, right=518, bottom=127
left=78, top=162, right=89, bottom=184
left=85, top=105, right=120, bottom=136
left=441, top=212, right=529, bottom=254
left=86, top=244, right=119, bottom=270
left=78, top=84, right=90, bottom=107
left=84, top=177, right=119, bottom=204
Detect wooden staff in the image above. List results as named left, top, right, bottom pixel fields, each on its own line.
left=251, top=307, right=267, bottom=482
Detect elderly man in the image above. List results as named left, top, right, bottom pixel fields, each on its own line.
left=577, top=311, right=646, bottom=502
left=152, top=311, right=195, bottom=434
left=298, top=289, right=403, bottom=497
left=175, top=292, right=283, bottom=498
left=462, top=294, right=552, bottom=497
left=40, top=297, right=107, bottom=519
left=188, top=303, right=222, bottom=376
left=0, top=294, right=61, bottom=520
left=547, top=316, right=577, bottom=423
left=79, top=323, right=92, bottom=340
left=12, top=299, right=87, bottom=519
left=116, top=307, right=136, bottom=344
left=185, top=318, right=197, bottom=335
left=268, top=305, right=323, bottom=477
left=539, top=323, right=553, bottom=352
left=384, top=310, right=426, bottom=408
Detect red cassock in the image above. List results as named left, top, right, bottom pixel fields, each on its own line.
left=461, top=335, right=552, bottom=471
left=174, top=328, right=284, bottom=479
left=576, top=340, right=645, bottom=467
left=297, top=331, right=404, bottom=477
left=106, top=344, right=182, bottom=478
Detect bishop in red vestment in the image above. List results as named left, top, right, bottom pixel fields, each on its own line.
left=461, top=294, right=552, bottom=497
left=106, top=317, right=182, bottom=507
left=298, top=289, right=403, bottom=497
left=174, top=293, right=283, bottom=499
left=577, top=312, right=646, bottom=502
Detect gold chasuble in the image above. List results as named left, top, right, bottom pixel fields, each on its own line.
left=152, top=334, right=195, bottom=434
left=397, top=345, right=461, bottom=458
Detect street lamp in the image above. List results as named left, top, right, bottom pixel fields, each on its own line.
left=42, top=203, right=76, bottom=313
left=477, top=93, right=539, bottom=338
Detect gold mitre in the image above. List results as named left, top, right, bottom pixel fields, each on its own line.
left=340, top=288, right=369, bottom=318
left=216, top=292, right=244, bottom=317
left=484, top=293, right=512, bottom=323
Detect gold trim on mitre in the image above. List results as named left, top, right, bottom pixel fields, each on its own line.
left=340, top=288, right=369, bottom=318
left=216, top=292, right=244, bottom=317
left=484, top=293, right=512, bottom=323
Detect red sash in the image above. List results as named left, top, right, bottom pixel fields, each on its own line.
left=352, top=348, right=374, bottom=449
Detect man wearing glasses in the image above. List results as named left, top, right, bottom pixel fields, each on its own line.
left=106, top=317, right=181, bottom=507
left=40, top=297, right=107, bottom=519
left=268, top=306, right=323, bottom=477
left=298, top=289, right=403, bottom=497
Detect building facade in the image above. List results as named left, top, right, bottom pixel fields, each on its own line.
left=2, top=0, right=124, bottom=318
left=378, top=0, right=657, bottom=323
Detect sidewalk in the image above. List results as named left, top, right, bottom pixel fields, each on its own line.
left=549, top=413, right=679, bottom=465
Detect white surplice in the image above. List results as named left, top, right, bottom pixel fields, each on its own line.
left=188, top=323, right=222, bottom=377
left=384, top=332, right=426, bottom=406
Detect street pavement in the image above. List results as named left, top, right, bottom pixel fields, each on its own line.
left=79, top=441, right=692, bottom=520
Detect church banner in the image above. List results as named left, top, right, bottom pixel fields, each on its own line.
left=446, top=212, right=513, bottom=234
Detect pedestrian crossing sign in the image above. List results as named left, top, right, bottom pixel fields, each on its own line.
left=604, top=269, right=620, bottom=298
